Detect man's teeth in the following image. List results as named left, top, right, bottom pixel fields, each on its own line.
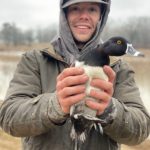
left=77, top=26, right=89, bottom=29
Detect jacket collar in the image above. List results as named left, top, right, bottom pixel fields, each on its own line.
left=40, top=45, right=66, bottom=63
left=41, top=44, right=120, bottom=66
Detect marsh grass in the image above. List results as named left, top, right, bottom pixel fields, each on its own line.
left=0, top=43, right=51, bottom=52
left=0, top=129, right=21, bottom=150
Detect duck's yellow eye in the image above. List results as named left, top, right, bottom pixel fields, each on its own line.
left=117, top=40, right=122, bottom=45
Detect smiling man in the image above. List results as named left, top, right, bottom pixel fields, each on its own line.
left=0, top=0, right=150, bottom=150
left=66, top=2, right=101, bottom=47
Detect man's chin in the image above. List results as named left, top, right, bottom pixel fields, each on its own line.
left=74, top=39, right=91, bottom=49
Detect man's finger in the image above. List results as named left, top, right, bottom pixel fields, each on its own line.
left=103, top=65, right=116, bottom=83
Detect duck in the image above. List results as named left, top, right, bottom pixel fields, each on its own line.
left=70, top=36, right=144, bottom=149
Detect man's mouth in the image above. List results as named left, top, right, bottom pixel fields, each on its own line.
left=73, top=24, right=92, bottom=34
left=75, top=24, right=91, bottom=29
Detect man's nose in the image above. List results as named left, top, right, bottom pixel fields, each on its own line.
left=79, top=10, right=90, bottom=20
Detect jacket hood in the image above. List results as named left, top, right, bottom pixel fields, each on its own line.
left=51, top=0, right=111, bottom=65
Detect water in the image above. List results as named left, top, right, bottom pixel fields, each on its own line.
left=0, top=51, right=22, bottom=100
left=0, top=62, right=17, bottom=100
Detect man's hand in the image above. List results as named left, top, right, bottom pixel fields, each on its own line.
left=56, top=67, right=88, bottom=114
left=85, top=65, right=116, bottom=115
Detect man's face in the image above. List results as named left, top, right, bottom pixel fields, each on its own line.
left=67, top=2, right=101, bottom=45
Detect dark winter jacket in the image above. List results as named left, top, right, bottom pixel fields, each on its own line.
left=0, top=47, right=149, bottom=150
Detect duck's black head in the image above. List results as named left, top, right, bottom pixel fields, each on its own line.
left=102, top=36, right=127, bottom=56
left=76, top=36, right=144, bottom=67
left=103, top=36, right=145, bottom=57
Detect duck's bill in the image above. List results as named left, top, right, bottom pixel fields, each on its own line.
left=126, top=44, right=145, bottom=57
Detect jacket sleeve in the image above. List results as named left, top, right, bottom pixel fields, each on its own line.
left=104, top=60, right=150, bottom=145
left=0, top=50, right=67, bottom=137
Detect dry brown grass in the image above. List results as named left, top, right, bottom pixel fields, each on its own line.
left=121, top=139, right=150, bottom=150
left=0, top=43, right=50, bottom=51
left=0, top=129, right=21, bottom=150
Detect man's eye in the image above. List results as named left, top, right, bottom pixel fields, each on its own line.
left=89, top=8, right=96, bottom=12
left=69, top=6, right=80, bottom=12
left=89, top=7, right=98, bottom=13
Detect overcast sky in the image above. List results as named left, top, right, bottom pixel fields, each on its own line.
left=0, top=0, right=149, bottom=29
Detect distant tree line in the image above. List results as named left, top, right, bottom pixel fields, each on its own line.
left=0, top=17, right=150, bottom=49
left=0, top=22, right=58, bottom=46
left=102, top=17, right=150, bottom=49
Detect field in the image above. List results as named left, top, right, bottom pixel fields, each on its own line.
left=0, top=45, right=150, bottom=150
left=0, top=129, right=21, bottom=150
left=0, top=43, right=51, bottom=52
